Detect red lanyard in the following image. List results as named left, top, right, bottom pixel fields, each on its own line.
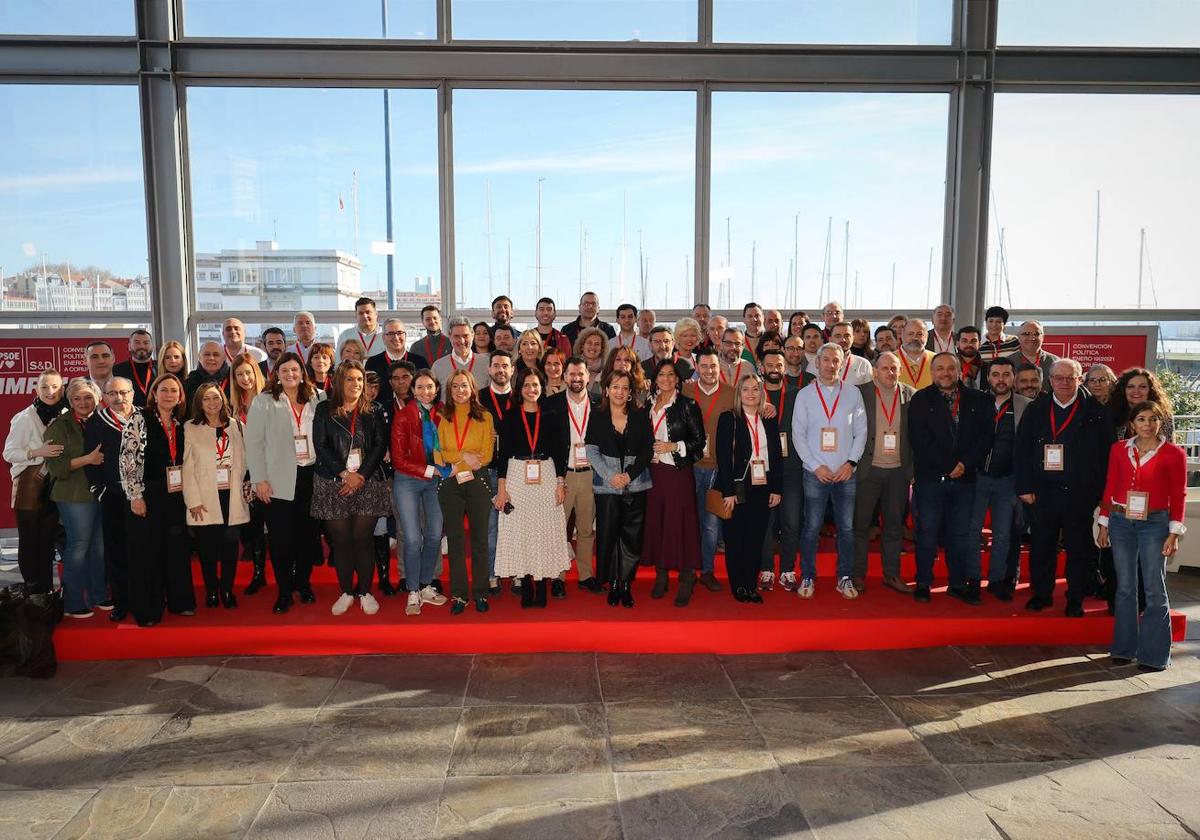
left=948, top=388, right=961, bottom=420
left=617, top=333, right=631, bottom=349
left=215, top=427, right=229, bottom=460
left=75, top=414, right=88, bottom=432
left=348, top=409, right=359, bottom=442
left=840, top=357, right=852, bottom=382
left=933, top=332, right=953, bottom=353
left=105, top=408, right=126, bottom=432
left=721, top=361, right=743, bottom=385
left=521, top=406, right=542, bottom=453
left=294, top=341, right=307, bottom=358
left=224, top=345, right=237, bottom=364
left=1049, top=399, right=1080, bottom=442
left=993, top=398, right=1011, bottom=427
left=652, top=403, right=670, bottom=438
left=426, top=335, right=446, bottom=360
left=567, top=396, right=589, bottom=439
left=238, top=409, right=247, bottom=426
left=876, top=386, right=899, bottom=428
left=697, top=386, right=722, bottom=426
left=452, top=412, right=472, bottom=452
left=1025, top=350, right=1043, bottom=367
left=1131, top=443, right=1155, bottom=489
left=131, top=362, right=152, bottom=396
left=453, top=353, right=476, bottom=373
left=745, top=412, right=761, bottom=458
left=217, top=376, right=229, bottom=394
left=288, top=399, right=305, bottom=433
left=961, top=357, right=976, bottom=382
left=489, top=389, right=508, bottom=421
left=359, top=330, right=378, bottom=353
left=770, top=381, right=787, bottom=418
left=900, top=351, right=927, bottom=385
left=816, top=383, right=843, bottom=423
left=159, top=415, right=178, bottom=464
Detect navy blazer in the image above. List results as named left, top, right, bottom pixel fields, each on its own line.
left=714, top=409, right=783, bottom=497
left=907, top=383, right=994, bottom=483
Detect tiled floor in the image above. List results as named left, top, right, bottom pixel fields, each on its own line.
left=0, top=570, right=1197, bottom=840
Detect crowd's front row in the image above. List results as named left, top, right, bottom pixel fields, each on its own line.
left=7, top=341, right=1186, bottom=672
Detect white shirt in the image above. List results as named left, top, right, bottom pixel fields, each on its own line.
left=610, top=332, right=652, bottom=361
left=225, top=343, right=267, bottom=364
left=929, top=330, right=956, bottom=354
left=336, top=326, right=385, bottom=360
left=3, top=403, right=53, bottom=479
left=285, top=394, right=317, bottom=467
left=649, top=393, right=686, bottom=466
left=565, top=390, right=591, bottom=449
left=742, top=411, right=770, bottom=474
left=805, top=353, right=873, bottom=386
left=292, top=340, right=315, bottom=363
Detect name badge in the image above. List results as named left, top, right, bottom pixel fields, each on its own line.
left=294, top=434, right=311, bottom=460
left=165, top=465, right=183, bottom=493
left=346, top=447, right=362, bottom=472
left=882, top=431, right=898, bottom=455
left=750, top=459, right=767, bottom=486
left=779, top=432, right=788, bottom=458
left=215, top=461, right=231, bottom=490
left=573, top=442, right=588, bottom=468
left=820, top=427, right=838, bottom=452
left=493, top=433, right=500, bottom=455
left=1043, top=443, right=1064, bottom=471
left=525, top=459, right=542, bottom=484
left=1126, top=490, right=1149, bottom=520
left=455, top=470, right=474, bottom=484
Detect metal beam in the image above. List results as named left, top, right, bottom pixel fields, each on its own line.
left=996, top=50, right=1200, bottom=87
left=693, top=84, right=710, bottom=308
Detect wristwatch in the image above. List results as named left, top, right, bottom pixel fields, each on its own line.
left=847, top=459, right=857, bottom=467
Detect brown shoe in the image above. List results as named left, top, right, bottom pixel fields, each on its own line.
left=852, top=576, right=867, bottom=595
left=698, top=571, right=723, bottom=592
left=882, top=575, right=910, bottom=595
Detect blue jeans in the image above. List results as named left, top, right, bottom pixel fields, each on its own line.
left=778, top=468, right=805, bottom=576
left=1108, top=510, right=1173, bottom=669
left=969, top=472, right=1017, bottom=584
left=393, top=473, right=445, bottom=592
left=58, top=500, right=105, bottom=612
left=801, top=470, right=855, bottom=580
left=692, top=465, right=719, bottom=574
left=913, top=479, right=976, bottom=588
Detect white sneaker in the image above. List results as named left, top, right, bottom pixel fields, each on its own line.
left=406, top=591, right=422, bottom=616
left=798, top=578, right=816, bottom=599
left=757, top=571, right=775, bottom=591
left=331, top=593, right=355, bottom=615
left=837, top=576, right=859, bottom=600
left=779, top=571, right=797, bottom=592
left=421, top=585, right=447, bottom=606
left=359, top=592, right=380, bottom=615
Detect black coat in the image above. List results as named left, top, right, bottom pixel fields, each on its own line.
left=714, top=410, right=783, bottom=496
left=496, top=402, right=568, bottom=478
left=312, top=401, right=389, bottom=482
left=544, top=389, right=600, bottom=464
left=1015, top=388, right=1113, bottom=505
left=907, top=383, right=994, bottom=483
left=112, top=359, right=155, bottom=408
left=183, top=364, right=232, bottom=403
left=646, top=393, right=706, bottom=469
left=366, top=351, right=428, bottom=382
left=84, top=408, right=130, bottom=499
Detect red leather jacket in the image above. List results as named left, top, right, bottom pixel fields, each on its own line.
left=391, top=399, right=440, bottom=480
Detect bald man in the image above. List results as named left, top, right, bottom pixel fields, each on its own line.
left=223, top=318, right=268, bottom=365
left=185, top=340, right=233, bottom=402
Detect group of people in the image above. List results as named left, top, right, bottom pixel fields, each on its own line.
left=5, top=293, right=1187, bottom=670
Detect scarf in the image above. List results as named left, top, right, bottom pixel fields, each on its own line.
left=34, top=397, right=66, bottom=427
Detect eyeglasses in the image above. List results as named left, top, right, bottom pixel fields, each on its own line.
left=385, top=331, right=405, bottom=338
left=1050, top=375, right=1078, bottom=383
left=105, top=389, right=133, bottom=397
left=1085, top=377, right=1112, bottom=384
left=1018, top=332, right=1042, bottom=338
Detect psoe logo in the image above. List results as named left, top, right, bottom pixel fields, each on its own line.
left=26, top=346, right=56, bottom=373
left=0, top=347, right=24, bottom=373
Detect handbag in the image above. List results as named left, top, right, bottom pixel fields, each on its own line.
left=704, top=421, right=744, bottom=520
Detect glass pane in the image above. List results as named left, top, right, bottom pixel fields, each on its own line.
left=452, top=89, right=695, bottom=311
left=186, top=86, right=440, bottom=322
left=714, top=0, right=953, bottom=45
left=183, top=0, right=435, bottom=39
left=0, top=0, right=133, bottom=35
left=999, top=0, right=1200, bottom=48
left=709, top=91, right=949, bottom=311
left=453, top=0, right=696, bottom=41
left=0, top=84, right=149, bottom=315
left=988, top=94, right=1200, bottom=311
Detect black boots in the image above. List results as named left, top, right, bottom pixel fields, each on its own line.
left=674, top=572, right=696, bottom=607
left=375, top=535, right=397, bottom=596
left=534, top=578, right=548, bottom=608
left=521, top=575, right=535, bottom=608
left=651, top=568, right=669, bottom=599
left=244, top=544, right=267, bottom=595
left=607, top=580, right=621, bottom=607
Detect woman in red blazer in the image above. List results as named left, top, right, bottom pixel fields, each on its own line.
left=391, top=370, right=451, bottom=616
left=1097, top=400, right=1187, bottom=671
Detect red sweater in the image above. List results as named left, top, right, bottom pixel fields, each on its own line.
left=1099, top=438, right=1187, bottom=528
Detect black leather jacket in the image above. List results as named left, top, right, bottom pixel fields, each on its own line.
left=647, top=392, right=706, bottom=469
left=312, top=401, right=389, bottom=482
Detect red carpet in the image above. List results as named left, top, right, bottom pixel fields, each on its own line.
left=53, top=548, right=1187, bottom=661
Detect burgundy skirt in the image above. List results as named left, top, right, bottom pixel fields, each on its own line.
left=642, top=462, right=701, bottom=571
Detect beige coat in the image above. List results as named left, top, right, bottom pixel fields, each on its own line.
left=181, top=420, right=250, bottom=527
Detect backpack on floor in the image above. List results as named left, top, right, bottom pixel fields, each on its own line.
left=0, top=584, right=62, bottom=679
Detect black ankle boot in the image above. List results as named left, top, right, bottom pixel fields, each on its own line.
left=374, top=535, right=396, bottom=596
left=674, top=572, right=696, bottom=607
left=607, top=581, right=621, bottom=607
left=244, top=546, right=267, bottom=595
left=521, top=575, right=535, bottom=608
left=534, top=578, right=548, bottom=607
left=651, top=568, right=669, bottom=599
left=620, top=580, right=634, bottom=608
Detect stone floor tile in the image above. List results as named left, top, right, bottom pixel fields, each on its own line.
left=184, top=656, right=348, bottom=712
left=465, top=653, right=600, bottom=706
left=1104, top=755, right=1200, bottom=835
left=718, top=652, right=872, bottom=699
left=448, top=704, right=609, bottom=776
left=1040, top=689, right=1200, bottom=760
left=0, top=662, right=96, bottom=718
left=53, top=784, right=272, bottom=839
left=615, top=767, right=812, bottom=840
left=606, top=699, right=774, bottom=772
left=436, top=773, right=620, bottom=840
left=782, top=764, right=998, bottom=840
left=956, top=645, right=1123, bottom=693
left=248, top=779, right=441, bottom=840
left=324, top=654, right=472, bottom=709
left=110, top=708, right=317, bottom=787
left=948, top=760, right=1193, bottom=839
left=882, top=694, right=1094, bottom=764
left=283, top=707, right=460, bottom=781
left=34, top=658, right=223, bottom=717
left=597, top=654, right=737, bottom=702
left=841, top=647, right=997, bottom=696
left=0, top=714, right=170, bottom=790
left=0, top=788, right=97, bottom=839
left=747, top=696, right=934, bottom=768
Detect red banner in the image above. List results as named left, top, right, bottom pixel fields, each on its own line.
left=0, top=334, right=126, bottom=530
left=1042, top=331, right=1151, bottom=375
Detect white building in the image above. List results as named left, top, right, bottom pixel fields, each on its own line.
left=0, top=271, right=150, bottom=313
left=194, top=241, right=364, bottom=315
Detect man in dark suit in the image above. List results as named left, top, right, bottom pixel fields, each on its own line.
left=1016, top=357, right=1114, bottom=617
left=641, top=325, right=694, bottom=385
left=367, top=318, right=427, bottom=382
left=852, top=352, right=916, bottom=595
left=907, top=353, right=994, bottom=604
left=111, top=328, right=155, bottom=408
left=546, top=356, right=602, bottom=595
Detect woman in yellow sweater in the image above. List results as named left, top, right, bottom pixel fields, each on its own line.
left=435, top=369, right=495, bottom=614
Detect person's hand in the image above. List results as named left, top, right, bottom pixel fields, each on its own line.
left=768, top=493, right=781, bottom=508
left=84, top=445, right=104, bottom=466
left=130, top=498, right=147, bottom=517
left=462, top=452, right=482, bottom=471
left=948, top=462, right=965, bottom=480
left=188, top=505, right=207, bottom=522
left=555, top=484, right=566, bottom=506
left=832, top=463, right=854, bottom=483
left=1097, top=525, right=1110, bottom=548
left=493, top=488, right=511, bottom=511
left=761, top=401, right=777, bottom=419
left=256, top=481, right=273, bottom=504
left=35, top=443, right=65, bottom=459
left=609, top=472, right=630, bottom=490
left=1164, top=533, right=1180, bottom=557
left=652, top=440, right=676, bottom=455
left=814, top=465, right=835, bottom=483
left=1019, top=493, right=1036, bottom=505
left=338, top=472, right=364, bottom=496
left=722, top=495, right=736, bottom=515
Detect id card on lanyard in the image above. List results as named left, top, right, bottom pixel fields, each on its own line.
left=877, top=386, right=900, bottom=456
left=747, top=414, right=767, bottom=485
left=817, top=383, right=842, bottom=453
left=345, top=409, right=362, bottom=472
left=1044, top=399, right=1079, bottom=472
left=161, top=416, right=182, bottom=492
left=215, top=428, right=231, bottom=489
left=290, top=400, right=310, bottom=461
left=1127, top=445, right=1151, bottom=520
left=521, top=408, right=542, bottom=484
left=568, top=397, right=590, bottom=468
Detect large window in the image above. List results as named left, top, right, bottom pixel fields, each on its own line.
left=709, top=91, right=949, bottom=311
left=452, top=0, right=696, bottom=42
left=0, top=84, right=149, bottom=315
left=186, top=85, right=440, bottom=328
left=0, top=1, right=133, bottom=35
left=998, top=0, right=1200, bottom=48
left=988, top=93, right=1200, bottom=311
left=183, top=0, right=435, bottom=39
left=714, top=0, right=953, bottom=45
left=452, top=89, right=696, bottom=311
